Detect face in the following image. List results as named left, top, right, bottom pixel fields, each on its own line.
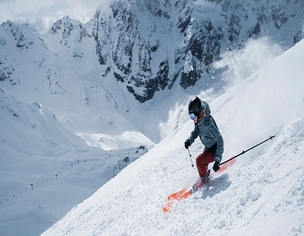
left=189, top=109, right=205, bottom=123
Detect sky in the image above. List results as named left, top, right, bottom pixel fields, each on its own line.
left=0, top=0, right=107, bottom=33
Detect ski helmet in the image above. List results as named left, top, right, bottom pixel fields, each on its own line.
left=188, top=97, right=202, bottom=116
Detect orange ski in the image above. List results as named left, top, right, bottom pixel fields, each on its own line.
left=162, top=159, right=236, bottom=214
left=162, top=189, right=191, bottom=213
left=162, top=172, right=209, bottom=214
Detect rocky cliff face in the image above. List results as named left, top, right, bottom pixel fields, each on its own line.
left=0, top=0, right=303, bottom=103
left=87, top=0, right=303, bottom=102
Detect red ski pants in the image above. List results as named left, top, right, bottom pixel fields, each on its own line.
left=196, top=149, right=215, bottom=177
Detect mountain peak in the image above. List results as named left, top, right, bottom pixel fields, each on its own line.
left=1, top=0, right=303, bottom=103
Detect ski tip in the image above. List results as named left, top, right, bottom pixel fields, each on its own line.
left=162, top=189, right=192, bottom=214
left=162, top=201, right=174, bottom=214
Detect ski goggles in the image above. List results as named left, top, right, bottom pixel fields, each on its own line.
left=189, top=113, right=196, bottom=120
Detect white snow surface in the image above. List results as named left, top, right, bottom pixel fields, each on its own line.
left=39, top=40, right=304, bottom=236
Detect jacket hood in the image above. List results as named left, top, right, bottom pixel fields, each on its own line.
left=199, top=101, right=211, bottom=123
left=203, top=101, right=211, bottom=117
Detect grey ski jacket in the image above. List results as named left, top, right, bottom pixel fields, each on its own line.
left=186, top=101, right=224, bottom=163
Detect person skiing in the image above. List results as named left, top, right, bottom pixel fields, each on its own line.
left=184, top=96, right=224, bottom=186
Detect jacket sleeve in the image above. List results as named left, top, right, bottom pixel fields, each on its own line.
left=208, top=123, right=224, bottom=163
left=187, top=126, right=199, bottom=145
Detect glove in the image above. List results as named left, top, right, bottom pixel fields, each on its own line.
left=213, top=161, right=220, bottom=172
left=184, top=139, right=191, bottom=149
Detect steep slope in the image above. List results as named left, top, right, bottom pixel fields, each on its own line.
left=42, top=40, right=304, bottom=235
left=0, top=89, right=148, bottom=236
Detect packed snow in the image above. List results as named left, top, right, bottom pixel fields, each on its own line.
left=38, top=40, right=304, bottom=235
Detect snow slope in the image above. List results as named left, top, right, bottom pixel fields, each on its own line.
left=0, top=88, right=148, bottom=235
left=42, top=40, right=304, bottom=236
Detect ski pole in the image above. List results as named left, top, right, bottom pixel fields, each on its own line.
left=187, top=148, right=194, bottom=167
left=220, top=135, right=275, bottom=166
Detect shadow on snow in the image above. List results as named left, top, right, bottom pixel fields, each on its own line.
left=201, top=173, right=231, bottom=200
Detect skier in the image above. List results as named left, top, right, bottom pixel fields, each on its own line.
left=184, top=96, right=224, bottom=186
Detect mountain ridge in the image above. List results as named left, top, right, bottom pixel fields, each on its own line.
left=1, top=0, right=303, bottom=103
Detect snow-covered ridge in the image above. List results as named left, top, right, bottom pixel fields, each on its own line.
left=0, top=87, right=149, bottom=235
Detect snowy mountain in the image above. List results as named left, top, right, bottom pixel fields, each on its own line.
left=0, top=87, right=148, bottom=235
left=89, top=0, right=304, bottom=102
left=1, top=0, right=303, bottom=102
left=0, top=0, right=303, bottom=235
left=42, top=39, right=304, bottom=236
left=0, top=0, right=303, bottom=144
